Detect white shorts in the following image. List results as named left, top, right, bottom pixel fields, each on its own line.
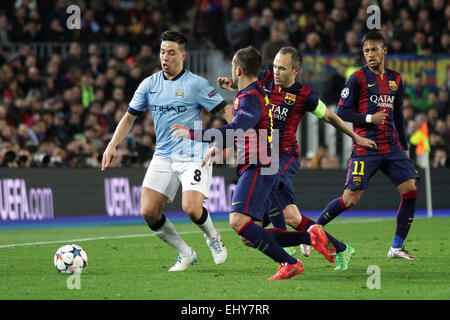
left=142, top=155, right=212, bottom=202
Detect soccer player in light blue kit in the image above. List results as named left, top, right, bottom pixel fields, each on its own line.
left=101, top=31, right=228, bottom=271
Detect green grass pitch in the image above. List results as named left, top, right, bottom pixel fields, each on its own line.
left=0, top=217, right=449, bottom=300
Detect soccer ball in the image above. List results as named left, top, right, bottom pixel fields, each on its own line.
left=54, top=244, right=88, bottom=274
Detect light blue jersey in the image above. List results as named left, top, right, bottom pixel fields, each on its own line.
left=128, top=69, right=226, bottom=161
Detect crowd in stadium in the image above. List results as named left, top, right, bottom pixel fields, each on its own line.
left=0, top=0, right=449, bottom=169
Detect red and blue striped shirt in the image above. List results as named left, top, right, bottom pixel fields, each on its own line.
left=337, top=65, right=407, bottom=156
left=190, top=81, right=272, bottom=171
left=258, top=70, right=319, bottom=156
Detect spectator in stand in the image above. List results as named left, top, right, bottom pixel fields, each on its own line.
left=431, top=0, right=447, bottom=31
left=261, top=7, right=276, bottom=31
left=405, top=73, right=431, bottom=113
left=437, top=32, right=450, bottom=55
left=320, top=19, right=337, bottom=53
left=269, top=0, right=288, bottom=20
left=390, top=38, right=404, bottom=54
left=0, top=14, right=11, bottom=46
left=395, top=18, right=415, bottom=52
left=409, top=30, right=433, bottom=57
left=302, top=31, right=322, bottom=54
left=261, top=27, right=290, bottom=68
left=244, top=0, right=260, bottom=18
left=381, top=0, right=395, bottom=24
left=62, top=42, right=84, bottom=74
left=432, top=148, right=447, bottom=168
left=324, top=65, right=346, bottom=105
left=341, top=30, right=360, bottom=55
left=225, top=6, right=248, bottom=53
left=286, top=11, right=302, bottom=49
left=240, top=15, right=270, bottom=52
left=329, top=6, right=350, bottom=46
left=0, top=0, right=448, bottom=169
left=437, top=88, right=449, bottom=119
left=80, top=8, right=101, bottom=42
left=427, top=107, right=439, bottom=130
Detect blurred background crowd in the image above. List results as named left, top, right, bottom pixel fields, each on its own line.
left=0, top=0, right=448, bottom=170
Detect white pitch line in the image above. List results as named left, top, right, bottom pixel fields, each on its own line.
left=332, top=217, right=391, bottom=224
left=0, top=218, right=390, bottom=249
left=0, top=229, right=230, bottom=249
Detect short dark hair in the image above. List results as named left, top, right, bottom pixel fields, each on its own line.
left=161, top=30, right=188, bottom=50
left=278, top=47, right=303, bottom=68
left=361, top=30, right=386, bottom=47
left=233, top=46, right=261, bottom=77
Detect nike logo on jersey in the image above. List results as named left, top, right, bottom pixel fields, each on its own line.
left=150, top=91, right=158, bottom=94
left=232, top=201, right=241, bottom=205
left=368, top=83, right=376, bottom=87
left=191, top=182, right=200, bottom=185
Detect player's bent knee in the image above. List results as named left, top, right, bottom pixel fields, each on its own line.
left=229, top=218, right=240, bottom=233
left=140, top=207, right=161, bottom=225
left=397, top=179, right=417, bottom=194
left=343, top=189, right=363, bottom=207
left=182, top=203, right=202, bottom=218
left=229, top=212, right=249, bottom=233
left=283, top=205, right=301, bottom=227
left=284, top=206, right=302, bottom=227
left=285, top=216, right=301, bottom=228
left=345, top=197, right=359, bottom=208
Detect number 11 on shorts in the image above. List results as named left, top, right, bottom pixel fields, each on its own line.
left=352, top=160, right=365, bottom=175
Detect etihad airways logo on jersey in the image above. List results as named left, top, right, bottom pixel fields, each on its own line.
left=149, top=105, right=187, bottom=114
left=370, top=95, right=395, bottom=108
left=271, top=104, right=289, bottom=121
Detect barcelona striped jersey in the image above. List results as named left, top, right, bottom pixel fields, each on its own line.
left=190, top=81, right=272, bottom=172
left=258, top=70, right=319, bottom=156
left=337, top=65, right=408, bottom=157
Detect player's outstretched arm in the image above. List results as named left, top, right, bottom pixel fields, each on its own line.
left=170, top=124, right=191, bottom=139
left=171, top=95, right=261, bottom=144
left=322, top=108, right=377, bottom=150
left=170, top=125, right=220, bottom=167
left=101, top=112, right=137, bottom=171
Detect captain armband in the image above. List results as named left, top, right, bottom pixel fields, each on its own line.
left=312, top=99, right=327, bottom=119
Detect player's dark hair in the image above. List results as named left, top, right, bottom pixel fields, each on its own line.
left=233, top=46, right=261, bottom=77
left=278, top=47, right=303, bottom=68
left=361, top=30, right=386, bottom=47
left=161, top=30, right=188, bottom=51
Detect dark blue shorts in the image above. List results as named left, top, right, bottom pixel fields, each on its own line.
left=231, top=166, right=278, bottom=221
left=272, top=153, right=300, bottom=210
left=345, top=150, right=420, bottom=190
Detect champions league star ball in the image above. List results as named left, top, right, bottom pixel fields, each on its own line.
left=54, top=244, right=88, bottom=274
